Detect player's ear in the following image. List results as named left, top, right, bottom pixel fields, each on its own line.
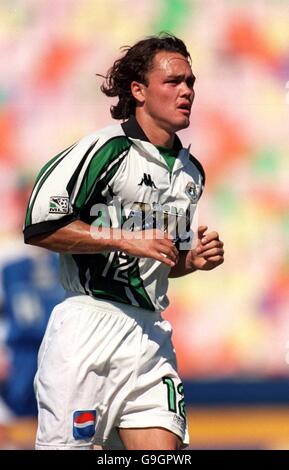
left=131, top=81, right=146, bottom=104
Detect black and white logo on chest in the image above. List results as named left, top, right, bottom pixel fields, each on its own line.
left=138, top=173, right=157, bottom=190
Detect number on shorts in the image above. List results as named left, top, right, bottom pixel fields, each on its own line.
left=162, top=377, right=186, bottom=420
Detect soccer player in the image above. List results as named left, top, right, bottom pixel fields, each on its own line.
left=23, top=33, right=224, bottom=450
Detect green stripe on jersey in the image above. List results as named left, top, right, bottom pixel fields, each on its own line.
left=24, top=146, right=74, bottom=227
left=34, top=143, right=76, bottom=187
left=74, top=250, right=155, bottom=311
left=157, top=145, right=178, bottom=175
left=74, top=136, right=131, bottom=210
left=73, top=252, right=131, bottom=305
left=128, top=263, right=155, bottom=310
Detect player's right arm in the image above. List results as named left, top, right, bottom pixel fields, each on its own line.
left=27, top=220, right=179, bottom=268
left=24, top=134, right=178, bottom=267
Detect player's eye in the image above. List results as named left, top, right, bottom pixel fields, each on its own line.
left=186, top=77, right=195, bottom=88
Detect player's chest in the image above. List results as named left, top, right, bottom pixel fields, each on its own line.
left=106, top=150, right=199, bottom=211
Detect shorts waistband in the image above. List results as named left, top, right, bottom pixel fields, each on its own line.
left=64, top=291, right=161, bottom=317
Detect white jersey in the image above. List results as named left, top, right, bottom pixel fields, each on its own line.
left=24, top=116, right=205, bottom=311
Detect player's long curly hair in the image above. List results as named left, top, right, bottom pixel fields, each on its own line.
left=99, top=33, right=191, bottom=120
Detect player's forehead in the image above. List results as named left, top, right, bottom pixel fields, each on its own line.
left=151, top=51, right=193, bottom=77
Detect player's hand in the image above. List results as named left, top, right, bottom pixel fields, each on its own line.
left=120, top=229, right=179, bottom=268
left=187, top=225, right=224, bottom=271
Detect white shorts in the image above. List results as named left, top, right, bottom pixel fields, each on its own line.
left=34, top=294, right=189, bottom=450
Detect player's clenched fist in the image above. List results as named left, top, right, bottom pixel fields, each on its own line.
left=187, top=225, right=224, bottom=271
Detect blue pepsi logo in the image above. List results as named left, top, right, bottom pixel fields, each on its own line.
left=73, top=410, right=96, bottom=440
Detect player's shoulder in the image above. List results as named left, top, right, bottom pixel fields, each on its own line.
left=78, top=122, right=130, bottom=149
left=188, top=152, right=206, bottom=184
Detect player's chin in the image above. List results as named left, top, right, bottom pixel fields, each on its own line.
left=174, top=116, right=190, bottom=131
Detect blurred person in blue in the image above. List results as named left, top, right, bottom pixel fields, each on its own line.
left=23, top=33, right=224, bottom=450
left=0, top=251, right=64, bottom=426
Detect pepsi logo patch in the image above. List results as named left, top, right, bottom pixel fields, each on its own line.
left=73, top=410, right=96, bottom=440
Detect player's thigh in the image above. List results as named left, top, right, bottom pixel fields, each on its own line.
left=118, top=427, right=182, bottom=450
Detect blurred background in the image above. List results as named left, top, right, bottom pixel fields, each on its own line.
left=0, top=0, right=288, bottom=449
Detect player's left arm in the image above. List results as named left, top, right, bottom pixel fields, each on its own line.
left=168, top=225, right=224, bottom=278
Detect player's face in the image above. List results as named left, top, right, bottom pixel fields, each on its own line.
left=141, top=51, right=195, bottom=134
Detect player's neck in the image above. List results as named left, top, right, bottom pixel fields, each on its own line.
left=135, top=112, right=175, bottom=149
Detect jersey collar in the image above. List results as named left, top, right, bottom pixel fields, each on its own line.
left=121, top=115, right=189, bottom=170
left=121, top=115, right=183, bottom=151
